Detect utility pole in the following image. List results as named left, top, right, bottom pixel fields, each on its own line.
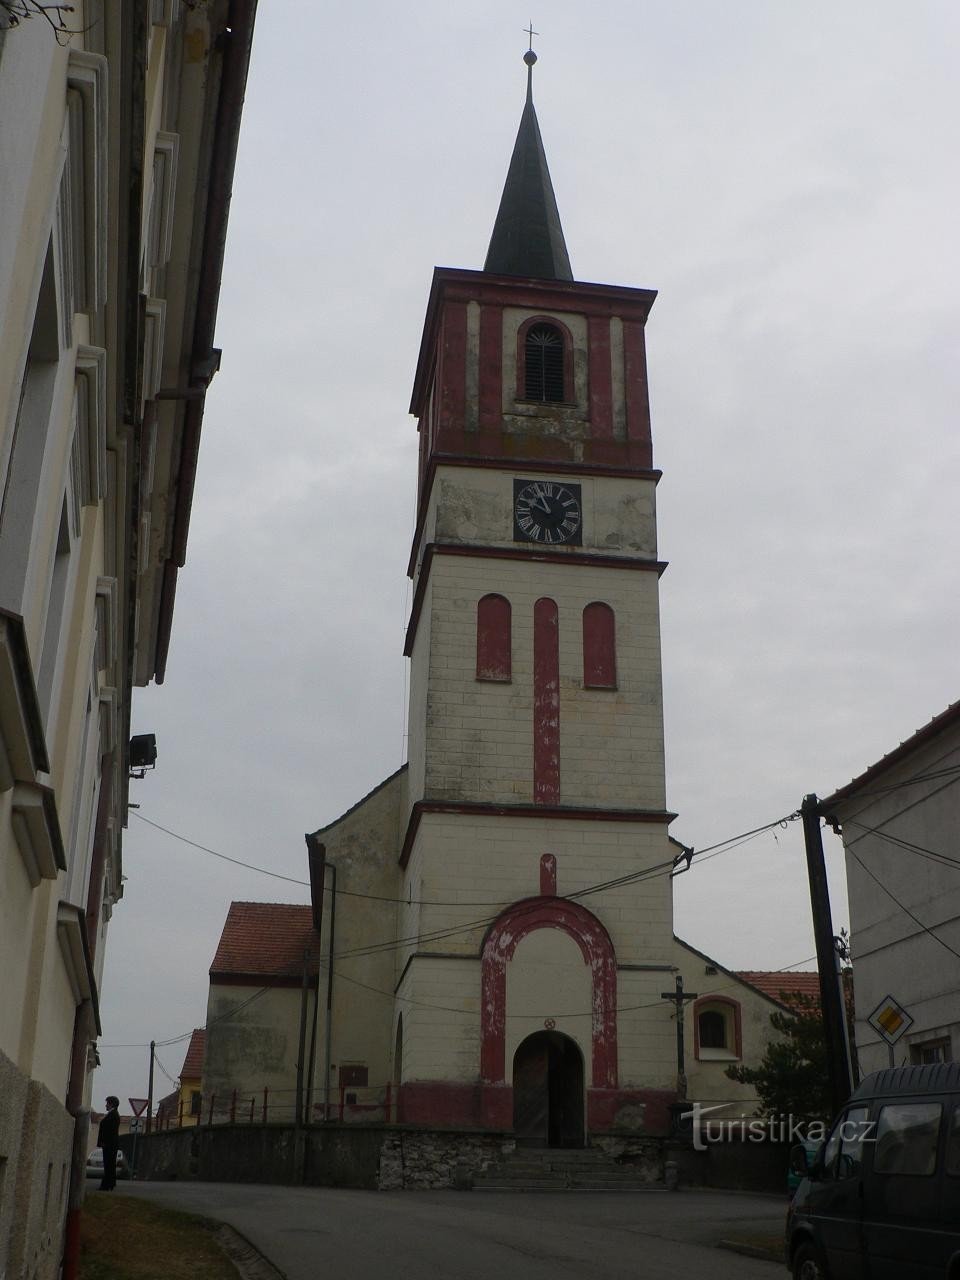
left=801, top=794, right=852, bottom=1116
left=660, top=975, right=698, bottom=1100
left=146, top=1040, right=156, bottom=1135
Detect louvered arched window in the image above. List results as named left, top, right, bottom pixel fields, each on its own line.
left=524, top=323, right=565, bottom=402
left=582, top=602, right=617, bottom=689
left=476, top=594, right=512, bottom=682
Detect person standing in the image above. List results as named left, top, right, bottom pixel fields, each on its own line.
left=97, top=1096, right=120, bottom=1190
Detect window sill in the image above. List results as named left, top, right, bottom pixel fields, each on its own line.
left=696, top=1048, right=740, bottom=1063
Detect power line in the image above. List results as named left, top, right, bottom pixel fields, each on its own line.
left=838, top=763, right=960, bottom=803
left=103, top=809, right=801, bottom=1048
left=131, top=807, right=800, bottom=911
left=848, top=848, right=960, bottom=966
left=843, top=819, right=960, bottom=873
left=333, top=812, right=800, bottom=962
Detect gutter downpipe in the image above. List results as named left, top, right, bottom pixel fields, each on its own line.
left=323, top=862, right=337, bottom=1122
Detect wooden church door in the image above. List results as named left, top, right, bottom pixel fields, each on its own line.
left=513, top=1031, right=584, bottom=1148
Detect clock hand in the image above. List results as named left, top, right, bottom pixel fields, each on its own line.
left=531, top=484, right=551, bottom=513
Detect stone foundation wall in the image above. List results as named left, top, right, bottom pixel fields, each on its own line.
left=125, top=1123, right=516, bottom=1191
left=125, top=1122, right=789, bottom=1194
left=0, top=1051, right=75, bottom=1280
left=377, top=1131, right=515, bottom=1190
left=590, top=1134, right=665, bottom=1183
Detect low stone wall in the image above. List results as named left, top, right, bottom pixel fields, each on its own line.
left=0, top=1053, right=76, bottom=1280
left=124, top=1123, right=790, bottom=1194
left=591, top=1134, right=666, bottom=1183
left=122, top=1123, right=514, bottom=1191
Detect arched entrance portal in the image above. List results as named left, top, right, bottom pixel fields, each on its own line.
left=512, top=1031, right=584, bottom=1148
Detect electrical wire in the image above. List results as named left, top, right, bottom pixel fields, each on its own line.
left=842, top=820, right=960, bottom=873
left=833, top=762, right=960, bottom=803
left=102, top=809, right=802, bottom=1049
left=848, top=848, right=960, bottom=966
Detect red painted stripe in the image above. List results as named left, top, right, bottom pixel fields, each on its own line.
left=533, top=598, right=560, bottom=805
left=588, top=316, right=613, bottom=438
left=476, top=593, right=511, bottom=681
left=480, top=896, right=619, bottom=1087
left=539, top=853, right=558, bottom=896
left=583, top=602, right=617, bottom=688
left=478, top=305, right=502, bottom=429
left=439, top=301, right=468, bottom=430
left=623, top=320, right=652, bottom=462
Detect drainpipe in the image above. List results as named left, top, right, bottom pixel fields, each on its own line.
left=61, top=1001, right=94, bottom=1280
left=305, top=970, right=319, bottom=1124
left=323, top=862, right=337, bottom=1120
left=295, top=951, right=310, bottom=1129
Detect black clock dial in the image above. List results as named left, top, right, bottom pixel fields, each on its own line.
left=513, top=479, right=582, bottom=546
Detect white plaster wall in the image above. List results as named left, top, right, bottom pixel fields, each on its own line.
left=405, top=574, right=432, bottom=809
left=395, top=957, right=480, bottom=1083
left=505, top=927, right=591, bottom=1077
left=831, top=730, right=960, bottom=1075
left=0, top=23, right=65, bottom=445
left=204, top=984, right=307, bottom=1120
left=421, top=465, right=659, bottom=561
left=309, top=769, right=405, bottom=1099
left=419, top=554, right=666, bottom=809
left=672, top=939, right=799, bottom=1117
left=616, top=968, right=677, bottom=1089
left=404, top=811, right=674, bottom=969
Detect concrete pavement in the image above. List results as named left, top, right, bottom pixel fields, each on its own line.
left=113, top=1181, right=786, bottom=1279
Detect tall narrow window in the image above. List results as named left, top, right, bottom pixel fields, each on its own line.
left=476, top=594, right=511, bottom=681
left=524, top=323, right=565, bottom=402
left=583, top=602, right=617, bottom=689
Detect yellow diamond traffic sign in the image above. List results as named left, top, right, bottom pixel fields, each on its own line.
left=868, top=995, right=913, bottom=1046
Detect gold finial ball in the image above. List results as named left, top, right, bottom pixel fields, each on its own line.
left=523, top=49, right=538, bottom=67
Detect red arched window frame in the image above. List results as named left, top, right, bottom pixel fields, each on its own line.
left=583, top=602, right=617, bottom=689
left=516, top=315, right=576, bottom=404
left=692, top=996, right=743, bottom=1060
left=476, top=594, right=511, bottom=682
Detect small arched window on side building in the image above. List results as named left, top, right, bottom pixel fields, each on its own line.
left=523, top=322, right=566, bottom=402
left=583, top=602, right=617, bottom=689
left=694, top=996, right=742, bottom=1061
left=476, top=593, right=512, bottom=682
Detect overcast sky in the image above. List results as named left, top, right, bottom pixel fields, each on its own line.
left=97, top=1, right=960, bottom=1106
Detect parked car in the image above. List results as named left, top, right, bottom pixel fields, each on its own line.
left=786, top=1062, right=960, bottom=1278
left=85, top=1148, right=130, bottom=1180
left=787, top=1138, right=822, bottom=1196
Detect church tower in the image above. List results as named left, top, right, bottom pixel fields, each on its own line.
left=395, top=48, right=679, bottom=1141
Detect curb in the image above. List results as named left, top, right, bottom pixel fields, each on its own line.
left=718, top=1238, right=783, bottom=1264
left=214, top=1223, right=287, bottom=1280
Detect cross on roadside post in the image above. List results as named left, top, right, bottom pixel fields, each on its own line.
left=661, top=975, right=698, bottom=1101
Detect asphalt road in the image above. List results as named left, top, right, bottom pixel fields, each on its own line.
left=112, top=1181, right=786, bottom=1279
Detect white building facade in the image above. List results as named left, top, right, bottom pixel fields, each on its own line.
left=823, top=703, right=960, bottom=1076
left=0, top=4, right=255, bottom=1275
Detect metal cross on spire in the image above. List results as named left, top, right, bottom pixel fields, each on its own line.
left=522, top=22, right=539, bottom=100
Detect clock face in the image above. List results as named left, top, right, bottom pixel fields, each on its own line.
left=513, top=478, right=583, bottom=546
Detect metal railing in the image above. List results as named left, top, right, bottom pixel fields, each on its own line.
left=155, top=1083, right=397, bottom=1130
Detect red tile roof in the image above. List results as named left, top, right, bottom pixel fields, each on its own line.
left=179, top=1029, right=205, bottom=1080
left=737, top=971, right=821, bottom=1006
left=210, top=902, right=320, bottom=981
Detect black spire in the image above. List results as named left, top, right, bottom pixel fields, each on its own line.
left=483, top=44, right=573, bottom=282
